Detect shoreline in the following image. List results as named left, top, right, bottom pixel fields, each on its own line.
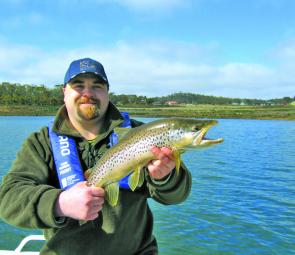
left=0, top=104, right=294, bottom=120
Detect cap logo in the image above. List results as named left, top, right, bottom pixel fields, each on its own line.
left=80, top=60, right=97, bottom=72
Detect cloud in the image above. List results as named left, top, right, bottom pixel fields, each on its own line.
left=0, top=42, right=42, bottom=70
left=0, top=39, right=294, bottom=99
left=0, top=41, right=64, bottom=85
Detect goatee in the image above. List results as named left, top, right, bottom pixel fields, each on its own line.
left=77, top=97, right=101, bottom=120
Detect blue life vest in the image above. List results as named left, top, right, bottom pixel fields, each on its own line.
left=48, top=112, right=132, bottom=190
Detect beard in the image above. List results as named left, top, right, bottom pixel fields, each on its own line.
left=77, top=97, right=101, bottom=120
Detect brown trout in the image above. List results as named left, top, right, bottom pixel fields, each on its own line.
left=85, top=118, right=223, bottom=206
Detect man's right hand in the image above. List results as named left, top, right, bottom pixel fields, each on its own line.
left=54, top=181, right=105, bottom=221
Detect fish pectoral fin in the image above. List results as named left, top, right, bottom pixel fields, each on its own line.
left=172, top=151, right=181, bottom=175
left=105, top=182, right=119, bottom=207
left=128, top=165, right=142, bottom=191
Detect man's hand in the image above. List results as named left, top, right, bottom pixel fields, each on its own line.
left=54, top=182, right=105, bottom=221
left=147, top=146, right=176, bottom=180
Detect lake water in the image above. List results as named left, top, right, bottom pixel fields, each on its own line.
left=0, top=116, right=294, bottom=254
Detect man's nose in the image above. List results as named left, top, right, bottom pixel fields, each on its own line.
left=81, top=86, right=95, bottom=96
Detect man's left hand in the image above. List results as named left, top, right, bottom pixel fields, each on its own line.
left=147, top=146, right=176, bottom=180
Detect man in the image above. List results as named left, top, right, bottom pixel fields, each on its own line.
left=0, top=58, right=192, bottom=255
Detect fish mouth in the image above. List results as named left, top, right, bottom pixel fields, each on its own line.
left=192, top=120, right=224, bottom=147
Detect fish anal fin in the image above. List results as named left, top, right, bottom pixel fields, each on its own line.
left=105, top=182, right=119, bottom=207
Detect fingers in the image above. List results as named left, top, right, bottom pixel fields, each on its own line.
left=78, top=181, right=104, bottom=197
left=150, top=146, right=175, bottom=168
left=148, top=146, right=176, bottom=180
left=76, top=182, right=105, bottom=198
left=89, top=186, right=105, bottom=197
left=148, top=160, right=175, bottom=178
left=84, top=187, right=105, bottom=220
left=149, top=160, right=175, bottom=171
left=151, top=157, right=169, bottom=166
left=55, top=182, right=105, bottom=221
left=80, top=199, right=104, bottom=221
left=150, top=146, right=173, bottom=167
left=86, top=197, right=105, bottom=220
left=151, top=146, right=173, bottom=160
left=85, top=195, right=105, bottom=221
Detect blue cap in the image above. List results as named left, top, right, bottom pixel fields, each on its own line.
left=64, top=58, right=109, bottom=86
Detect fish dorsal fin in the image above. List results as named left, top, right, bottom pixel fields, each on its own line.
left=172, top=151, right=181, bottom=175
left=105, top=182, right=119, bottom=207
left=113, top=127, right=131, bottom=141
left=128, top=165, right=143, bottom=191
left=84, top=167, right=94, bottom=180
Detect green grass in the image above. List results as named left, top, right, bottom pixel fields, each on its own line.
left=0, top=105, right=59, bottom=116
left=119, top=104, right=295, bottom=120
left=0, top=104, right=294, bottom=120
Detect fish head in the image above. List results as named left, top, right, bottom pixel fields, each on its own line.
left=171, top=119, right=224, bottom=149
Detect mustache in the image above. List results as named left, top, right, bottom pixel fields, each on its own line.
left=78, top=97, right=100, bottom=105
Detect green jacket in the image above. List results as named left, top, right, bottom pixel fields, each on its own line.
left=0, top=103, right=192, bottom=255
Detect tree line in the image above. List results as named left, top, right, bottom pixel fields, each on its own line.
left=0, top=82, right=64, bottom=106
left=149, top=92, right=294, bottom=106
left=0, top=82, right=294, bottom=106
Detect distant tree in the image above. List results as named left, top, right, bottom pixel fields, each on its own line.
left=0, top=82, right=292, bottom=107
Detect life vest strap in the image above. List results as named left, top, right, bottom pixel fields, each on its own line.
left=48, top=120, right=85, bottom=190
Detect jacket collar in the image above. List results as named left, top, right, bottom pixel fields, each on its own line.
left=52, top=102, right=124, bottom=140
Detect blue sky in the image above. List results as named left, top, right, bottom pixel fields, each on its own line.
left=0, top=0, right=295, bottom=99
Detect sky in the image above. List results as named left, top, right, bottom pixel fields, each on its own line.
left=0, top=0, right=295, bottom=99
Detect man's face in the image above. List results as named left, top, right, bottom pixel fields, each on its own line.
left=63, top=73, right=109, bottom=123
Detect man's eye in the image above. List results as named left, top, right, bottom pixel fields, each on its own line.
left=72, top=84, right=84, bottom=90
left=93, top=84, right=105, bottom=89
